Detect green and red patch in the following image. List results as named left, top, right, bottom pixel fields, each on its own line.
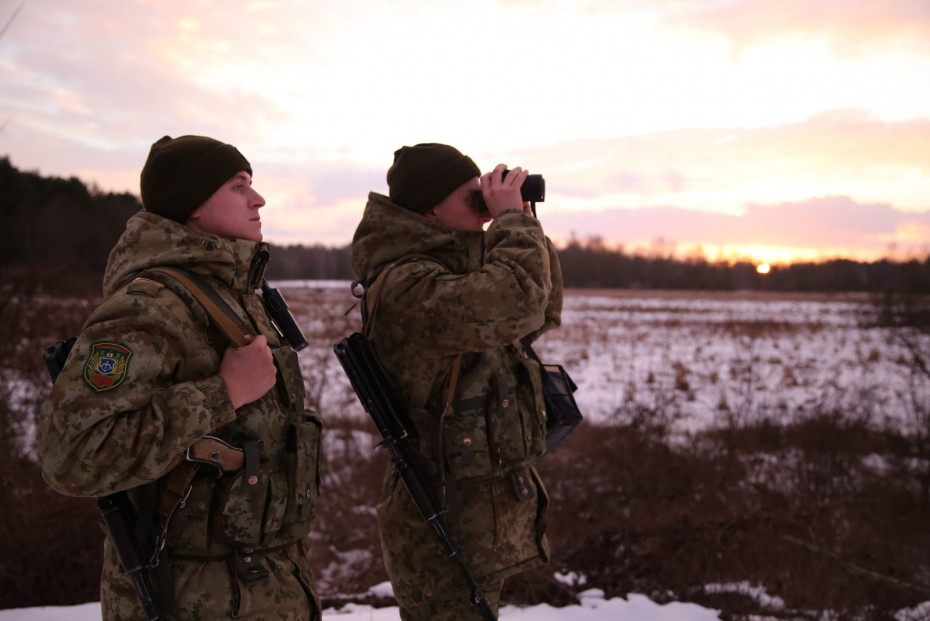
left=83, top=342, right=133, bottom=392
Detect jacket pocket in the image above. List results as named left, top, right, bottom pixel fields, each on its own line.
left=483, top=363, right=546, bottom=473
left=443, top=409, right=496, bottom=483
left=262, top=472, right=288, bottom=544
left=213, top=466, right=272, bottom=547
left=283, top=412, right=323, bottom=537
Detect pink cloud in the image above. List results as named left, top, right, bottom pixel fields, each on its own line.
left=540, top=196, right=930, bottom=259
left=671, top=0, right=930, bottom=54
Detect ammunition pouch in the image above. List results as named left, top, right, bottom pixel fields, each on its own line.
left=425, top=348, right=548, bottom=488
left=164, top=414, right=322, bottom=554
left=213, top=442, right=283, bottom=548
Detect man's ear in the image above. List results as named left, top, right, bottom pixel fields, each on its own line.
left=185, top=206, right=202, bottom=227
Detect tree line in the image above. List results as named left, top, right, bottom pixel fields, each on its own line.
left=2, top=156, right=927, bottom=294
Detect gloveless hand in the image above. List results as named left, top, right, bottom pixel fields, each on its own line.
left=480, top=164, right=531, bottom=218
left=220, top=334, right=277, bottom=409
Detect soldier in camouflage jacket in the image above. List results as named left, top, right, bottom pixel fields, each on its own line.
left=39, top=135, right=322, bottom=620
left=351, top=143, right=563, bottom=620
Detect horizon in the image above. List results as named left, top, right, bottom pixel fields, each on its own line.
left=1, top=0, right=928, bottom=264
left=3, top=154, right=923, bottom=269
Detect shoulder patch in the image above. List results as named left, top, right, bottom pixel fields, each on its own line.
left=83, top=342, right=133, bottom=392
left=126, top=277, right=166, bottom=298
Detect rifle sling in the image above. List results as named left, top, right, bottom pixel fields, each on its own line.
left=361, top=254, right=433, bottom=339
left=362, top=255, right=465, bottom=518
left=145, top=267, right=253, bottom=348
left=132, top=267, right=255, bottom=571
left=437, top=353, right=464, bottom=521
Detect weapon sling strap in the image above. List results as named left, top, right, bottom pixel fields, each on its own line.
left=131, top=267, right=255, bottom=588
left=361, top=254, right=430, bottom=340
left=361, top=255, right=465, bottom=519
left=145, top=267, right=254, bottom=348
left=360, top=255, right=464, bottom=401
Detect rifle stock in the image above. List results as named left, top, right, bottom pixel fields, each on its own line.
left=97, top=495, right=165, bottom=621
left=334, top=332, right=497, bottom=621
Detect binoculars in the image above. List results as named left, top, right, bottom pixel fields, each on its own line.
left=472, top=170, right=546, bottom=215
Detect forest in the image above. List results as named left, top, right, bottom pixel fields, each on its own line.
left=3, top=156, right=928, bottom=294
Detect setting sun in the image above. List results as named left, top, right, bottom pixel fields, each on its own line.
left=756, top=263, right=771, bottom=275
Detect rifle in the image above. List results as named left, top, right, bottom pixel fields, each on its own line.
left=97, top=495, right=165, bottom=620
left=333, top=332, right=497, bottom=621
left=39, top=269, right=309, bottom=621
left=43, top=339, right=166, bottom=621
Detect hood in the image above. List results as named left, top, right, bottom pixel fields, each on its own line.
left=103, top=210, right=270, bottom=297
left=351, top=192, right=485, bottom=282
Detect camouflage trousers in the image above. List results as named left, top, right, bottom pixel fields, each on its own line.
left=377, top=466, right=550, bottom=621
left=100, top=538, right=321, bottom=620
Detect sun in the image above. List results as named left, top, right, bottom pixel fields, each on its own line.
left=756, top=263, right=771, bottom=275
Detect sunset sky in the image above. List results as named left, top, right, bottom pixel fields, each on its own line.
left=1, top=0, right=928, bottom=264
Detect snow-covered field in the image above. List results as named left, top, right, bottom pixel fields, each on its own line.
left=6, top=284, right=928, bottom=620
left=285, top=283, right=924, bottom=437
left=546, top=289, right=920, bottom=432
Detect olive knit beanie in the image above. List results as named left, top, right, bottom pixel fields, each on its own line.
left=387, top=143, right=480, bottom=214
left=140, top=135, right=252, bottom=222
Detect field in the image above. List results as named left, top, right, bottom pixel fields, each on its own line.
left=2, top=283, right=929, bottom=619
left=286, top=283, right=923, bottom=435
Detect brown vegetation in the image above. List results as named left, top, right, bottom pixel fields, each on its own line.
left=3, top=271, right=928, bottom=620
left=0, top=269, right=105, bottom=608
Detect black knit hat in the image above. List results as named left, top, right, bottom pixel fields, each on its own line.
left=140, top=135, right=252, bottom=222
left=387, top=143, right=480, bottom=214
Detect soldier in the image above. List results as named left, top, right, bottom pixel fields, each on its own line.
left=39, top=135, right=322, bottom=620
left=350, top=143, right=563, bottom=620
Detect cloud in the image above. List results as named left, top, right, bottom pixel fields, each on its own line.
left=540, top=196, right=930, bottom=260
left=529, top=111, right=930, bottom=212
left=670, top=0, right=930, bottom=55
left=0, top=1, right=285, bottom=172
left=1, top=0, right=927, bottom=262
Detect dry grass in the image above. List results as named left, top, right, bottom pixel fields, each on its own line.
left=564, top=288, right=874, bottom=304
left=3, top=279, right=929, bottom=618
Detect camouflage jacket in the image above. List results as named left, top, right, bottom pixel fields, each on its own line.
left=39, top=210, right=322, bottom=556
left=351, top=192, right=563, bottom=482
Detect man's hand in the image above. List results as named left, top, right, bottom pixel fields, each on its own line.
left=219, top=335, right=276, bottom=409
left=480, top=164, right=531, bottom=218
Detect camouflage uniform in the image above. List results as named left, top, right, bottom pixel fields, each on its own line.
left=351, top=192, right=563, bottom=620
left=39, top=210, right=322, bottom=620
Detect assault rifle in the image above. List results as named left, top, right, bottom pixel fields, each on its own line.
left=43, top=339, right=165, bottom=621
left=333, top=332, right=497, bottom=621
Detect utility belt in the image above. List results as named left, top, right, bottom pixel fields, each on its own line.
left=140, top=417, right=320, bottom=617
left=156, top=422, right=320, bottom=555
left=155, top=539, right=299, bottom=617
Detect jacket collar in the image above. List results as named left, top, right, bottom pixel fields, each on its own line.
left=351, top=192, right=485, bottom=283
left=104, top=210, right=269, bottom=297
